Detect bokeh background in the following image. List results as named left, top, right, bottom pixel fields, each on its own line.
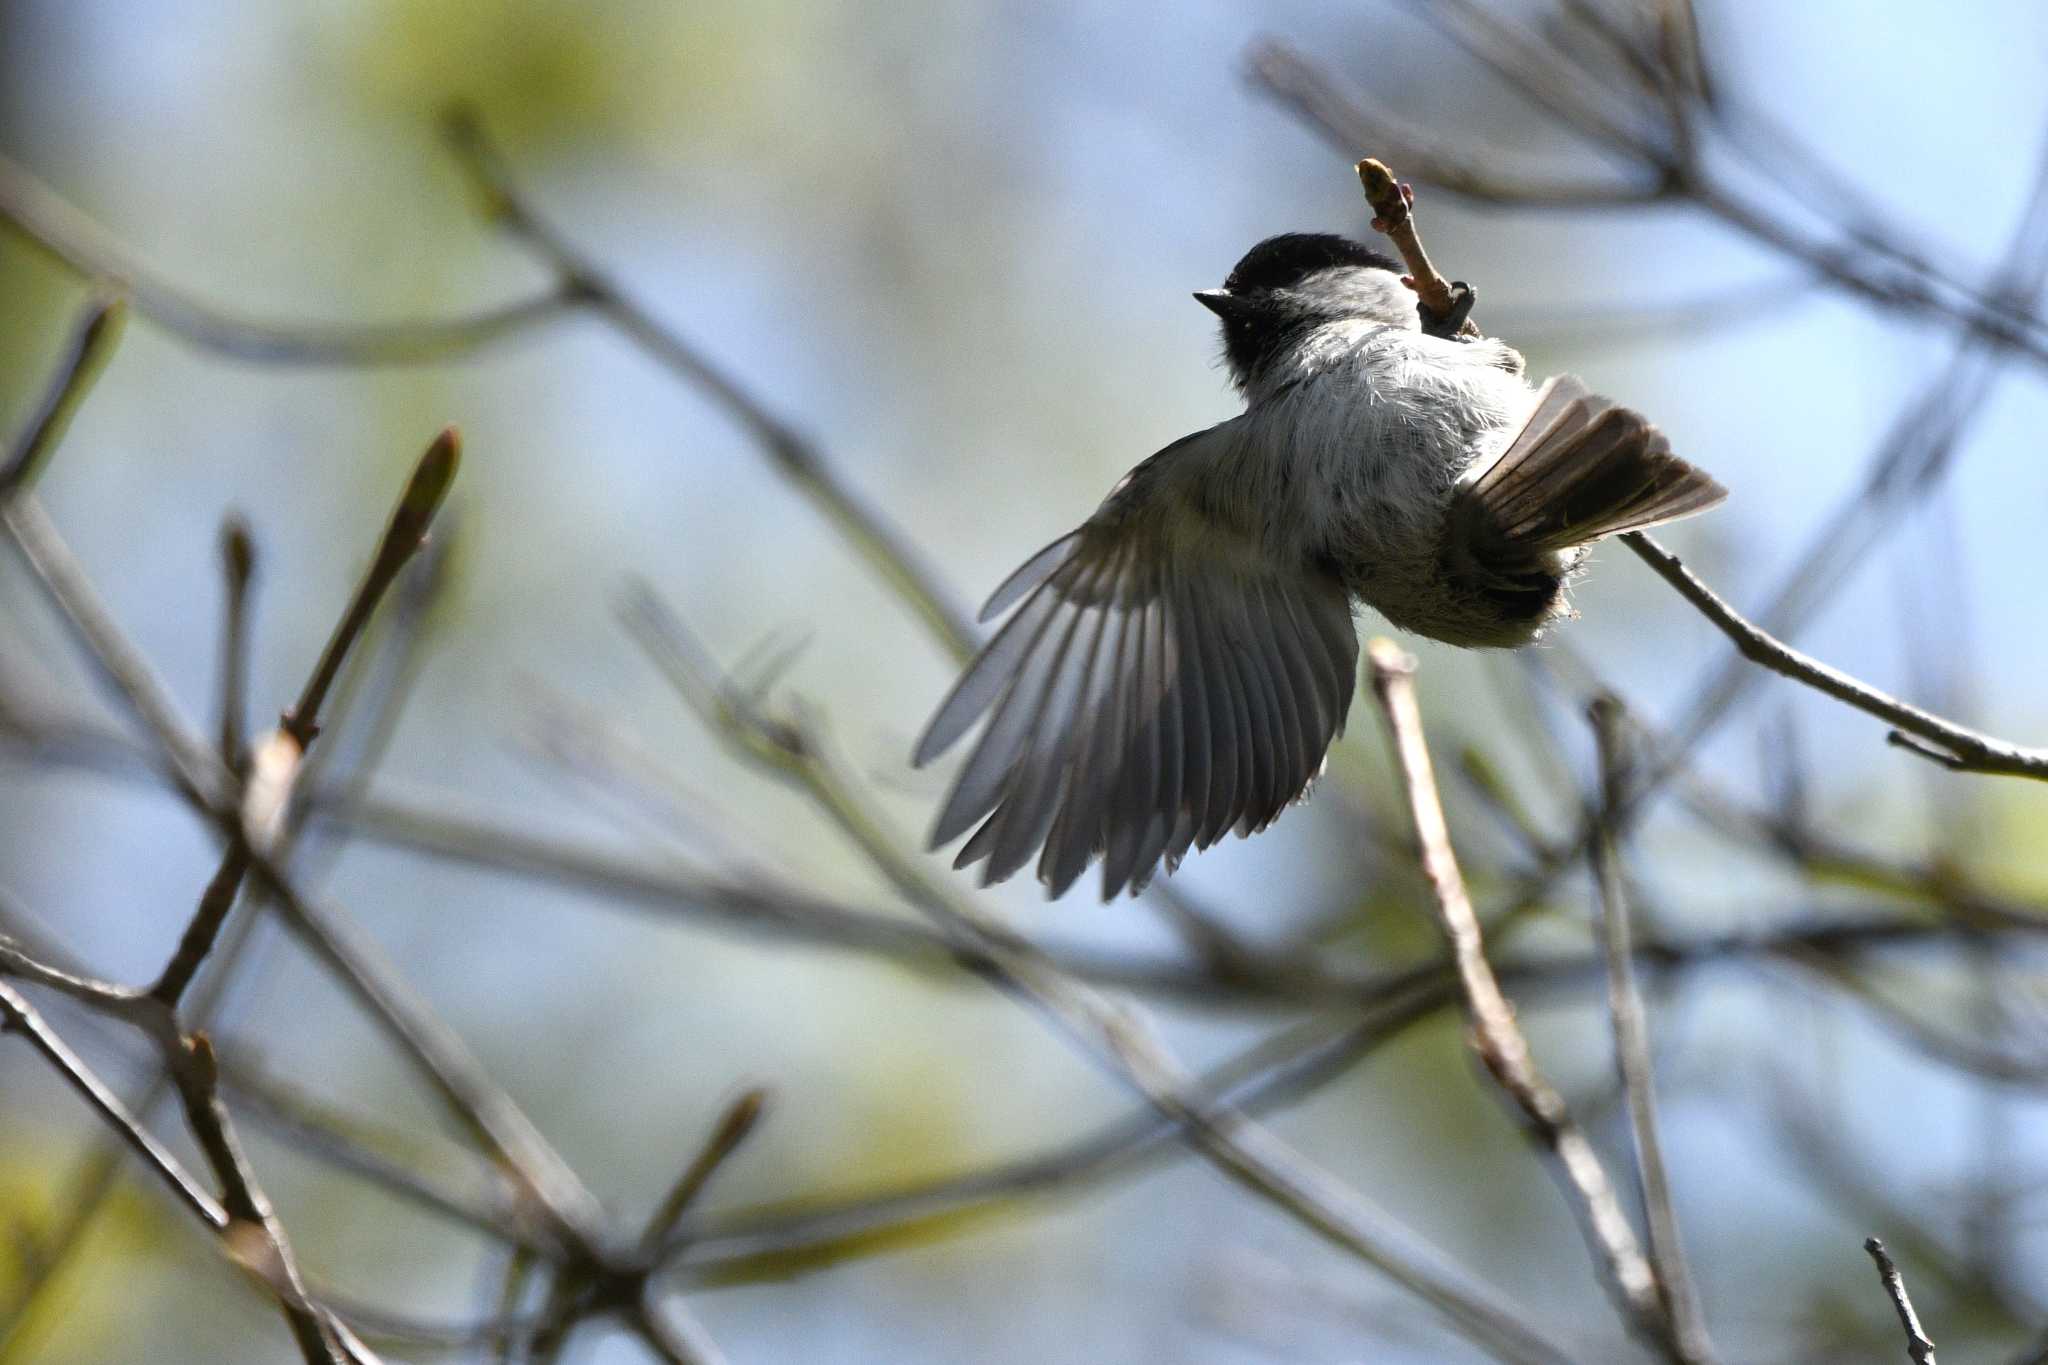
left=5, top=1, right=2048, bottom=1361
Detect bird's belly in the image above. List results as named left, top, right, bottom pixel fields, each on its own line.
left=1247, top=337, right=1550, bottom=646
left=1311, top=448, right=1578, bottom=649
left=1328, top=521, right=1580, bottom=649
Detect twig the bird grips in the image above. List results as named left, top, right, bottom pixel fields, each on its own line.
left=1356, top=157, right=1480, bottom=338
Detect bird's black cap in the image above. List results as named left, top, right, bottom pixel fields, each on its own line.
left=1199, top=233, right=1403, bottom=392
left=1221, top=233, right=1399, bottom=295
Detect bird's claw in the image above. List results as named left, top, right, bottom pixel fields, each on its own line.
left=1421, top=281, right=1477, bottom=339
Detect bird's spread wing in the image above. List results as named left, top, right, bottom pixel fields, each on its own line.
left=914, top=426, right=1358, bottom=899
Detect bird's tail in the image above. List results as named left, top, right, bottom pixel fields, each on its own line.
left=1454, top=376, right=1726, bottom=558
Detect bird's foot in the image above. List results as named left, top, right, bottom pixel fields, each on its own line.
left=1419, top=281, right=1478, bottom=339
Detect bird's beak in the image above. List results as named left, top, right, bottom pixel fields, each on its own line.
left=1192, top=288, right=1248, bottom=319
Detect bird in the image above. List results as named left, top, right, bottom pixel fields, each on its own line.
left=912, top=231, right=1726, bottom=900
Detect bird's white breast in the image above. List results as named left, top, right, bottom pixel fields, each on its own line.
left=1239, top=321, right=1535, bottom=570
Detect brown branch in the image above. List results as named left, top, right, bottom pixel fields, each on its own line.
left=1421, top=1, right=1675, bottom=169
left=1865, top=1238, right=1939, bottom=1364
left=0, top=150, right=572, bottom=366
left=246, top=865, right=612, bottom=1252
left=1355, top=157, right=1478, bottom=336
left=286, top=427, right=462, bottom=749
left=166, top=1032, right=352, bottom=1363
left=0, top=925, right=150, bottom=1020
left=1247, top=42, right=1662, bottom=207
left=1623, top=533, right=2048, bottom=781
left=639, top=1090, right=770, bottom=1259
left=666, top=1009, right=1413, bottom=1278
left=3, top=493, right=236, bottom=807
left=0, top=893, right=271, bottom=1352
left=0, top=981, right=227, bottom=1231
left=0, top=481, right=752, bottom=1355
left=0, top=980, right=366, bottom=1362
left=147, top=428, right=460, bottom=1008
left=1522, top=637, right=2048, bottom=932
left=1588, top=700, right=1715, bottom=1363
left=439, top=107, right=976, bottom=660
left=1638, top=134, right=2048, bottom=772
left=216, top=1054, right=536, bottom=1247
left=216, top=516, right=257, bottom=769
left=1423, top=0, right=2048, bottom=362
left=2, top=125, right=974, bottom=685
left=0, top=295, right=126, bottom=499
left=1365, top=640, right=1678, bottom=1358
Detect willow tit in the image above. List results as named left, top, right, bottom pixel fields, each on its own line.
left=915, top=232, right=1726, bottom=899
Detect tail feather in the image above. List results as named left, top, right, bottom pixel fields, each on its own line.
left=1458, top=376, right=1726, bottom=560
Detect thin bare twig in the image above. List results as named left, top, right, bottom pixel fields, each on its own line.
left=0, top=122, right=981, bottom=759
left=0, top=921, right=149, bottom=1020
left=1247, top=42, right=1663, bottom=206
left=1365, top=639, right=1678, bottom=1359
left=0, top=982, right=227, bottom=1231
left=284, top=429, right=461, bottom=749
left=667, top=1008, right=1419, bottom=1278
left=1623, top=533, right=2048, bottom=780
left=1355, top=157, right=1478, bottom=335
left=1588, top=700, right=1714, bottom=1363
left=639, top=1089, right=770, bottom=1258
left=0, top=325, right=367, bottom=1354
left=0, top=150, right=572, bottom=366
left=217, top=1055, right=535, bottom=1246
left=166, top=1033, right=353, bottom=1363
left=0, top=978, right=367, bottom=1362
left=0, top=295, right=125, bottom=498
left=1865, top=1237, right=1939, bottom=1364
left=1407, top=1, right=2048, bottom=361
left=245, top=865, right=612, bottom=1253
left=3, top=494, right=231, bottom=806
left=216, top=517, right=257, bottom=769
left=1643, top=126, right=2048, bottom=780
left=439, top=107, right=976, bottom=659
left=148, top=427, right=461, bottom=1007
left=0, top=899, right=273, bottom=1356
